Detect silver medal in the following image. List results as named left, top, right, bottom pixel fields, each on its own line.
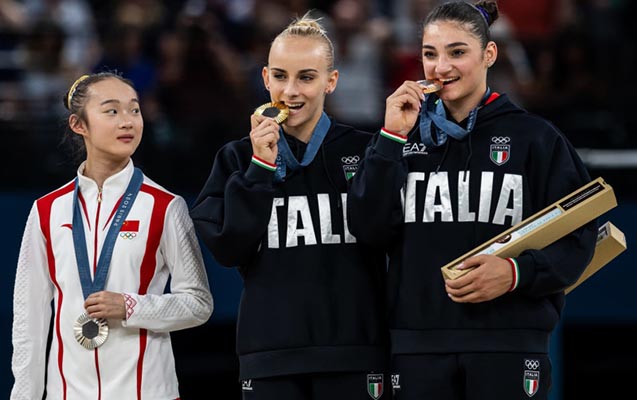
left=74, top=313, right=109, bottom=349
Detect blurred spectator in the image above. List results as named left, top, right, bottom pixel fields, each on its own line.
left=21, top=0, right=98, bottom=75
left=487, top=14, right=534, bottom=106
left=326, top=0, right=391, bottom=132
left=93, top=24, right=157, bottom=98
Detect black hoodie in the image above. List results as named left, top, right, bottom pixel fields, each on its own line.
left=347, top=94, right=597, bottom=355
left=190, top=119, right=388, bottom=379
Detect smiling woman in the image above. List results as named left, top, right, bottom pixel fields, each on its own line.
left=190, top=12, right=390, bottom=400
left=346, top=1, right=598, bottom=400
left=11, top=71, right=213, bottom=399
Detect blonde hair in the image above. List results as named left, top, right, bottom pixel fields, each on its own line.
left=273, top=12, right=335, bottom=71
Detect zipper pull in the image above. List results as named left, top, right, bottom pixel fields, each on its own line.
left=97, top=187, right=102, bottom=203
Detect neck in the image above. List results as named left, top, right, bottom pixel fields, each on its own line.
left=83, top=157, right=130, bottom=188
left=445, top=84, right=488, bottom=123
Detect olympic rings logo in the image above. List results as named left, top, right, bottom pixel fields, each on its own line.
left=120, top=232, right=137, bottom=239
left=491, top=136, right=510, bottom=144
left=341, top=155, right=360, bottom=164
left=525, top=360, right=539, bottom=370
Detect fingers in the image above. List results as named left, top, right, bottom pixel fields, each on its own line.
left=250, top=117, right=280, bottom=163
left=84, top=291, right=126, bottom=320
left=384, top=80, right=426, bottom=134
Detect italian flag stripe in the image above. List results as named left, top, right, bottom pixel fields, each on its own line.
left=507, top=257, right=519, bottom=291
left=492, top=151, right=506, bottom=163
left=380, top=128, right=408, bottom=144
left=251, top=155, right=277, bottom=171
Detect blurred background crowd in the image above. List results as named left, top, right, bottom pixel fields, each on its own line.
left=1, top=0, right=636, bottom=194
left=1, top=0, right=636, bottom=398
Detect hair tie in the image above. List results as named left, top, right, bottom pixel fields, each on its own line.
left=67, top=75, right=90, bottom=108
left=474, top=5, right=491, bottom=26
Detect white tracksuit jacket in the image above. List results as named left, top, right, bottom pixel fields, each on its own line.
left=11, top=161, right=213, bottom=399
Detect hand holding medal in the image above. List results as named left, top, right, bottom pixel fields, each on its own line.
left=250, top=102, right=289, bottom=165
left=72, top=169, right=144, bottom=350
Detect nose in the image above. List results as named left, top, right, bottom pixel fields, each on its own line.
left=435, top=54, right=453, bottom=75
left=283, top=79, right=299, bottom=98
left=120, top=118, right=133, bottom=129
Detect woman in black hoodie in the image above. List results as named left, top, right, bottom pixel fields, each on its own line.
left=347, top=1, right=597, bottom=399
left=190, top=12, right=389, bottom=400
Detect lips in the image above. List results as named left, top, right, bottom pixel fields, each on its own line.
left=117, top=134, right=135, bottom=142
left=440, top=77, right=460, bottom=85
left=285, top=102, right=304, bottom=112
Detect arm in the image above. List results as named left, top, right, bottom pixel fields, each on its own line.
left=122, top=197, right=213, bottom=332
left=190, top=116, right=279, bottom=267
left=446, top=129, right=598, bottom=302
left=348, top=81, right=424, bottom=245
left=514, top=132, right=598, bottom=297
left=11, top=205, right=54, bottom=400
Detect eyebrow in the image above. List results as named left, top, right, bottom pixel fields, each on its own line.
left=100, top=98, right=140, bottom=106
left=422, top=42, right=469, bottom=50
left=270, top=67, right=319, bottom=74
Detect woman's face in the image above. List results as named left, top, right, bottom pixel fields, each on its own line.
left=421, top=20, right=495, bottom=106
left=262, top=36, right=338, bottom=138
left=72, top=78, right=143, bottom=163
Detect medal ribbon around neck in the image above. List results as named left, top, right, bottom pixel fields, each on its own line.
left=419, top=88, right=491, bottom=147
left=274, top=112, right=331, bottom=182
left=72, top=168, right=143, bottom=299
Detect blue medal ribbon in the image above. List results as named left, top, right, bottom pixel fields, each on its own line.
left=72, top=168, right=143, bottom=299
left=419, top=88, right=491, bottom=147
left=274, top=112, right=331, bottom=182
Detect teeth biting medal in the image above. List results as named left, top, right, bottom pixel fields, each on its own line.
left=253, top=102, right=289, bottom=124
left=417, top=79, right=443, bottom=94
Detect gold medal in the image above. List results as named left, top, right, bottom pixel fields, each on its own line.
left=417, top=79, right=443, bottom=94
left=253, top=102, right=289, bottom=124
left=74, top=313, right=109, bottom=349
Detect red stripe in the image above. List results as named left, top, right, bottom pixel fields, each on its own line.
left=135, top=183, right=174, bottom=399
left=102, top=195, right=124, bottom=230
left=485, top=92, right=500, bottom=105
left=78, top=192, right=91, bottom=230
left=37, top=182, right=75, bottom=399
left=95, top=350, right=102, bottom=400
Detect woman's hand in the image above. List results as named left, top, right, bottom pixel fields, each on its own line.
left=250, top=114, right=280, bottom=164
left=84, top=291, right=126, bottom=320
left=384, top=80, right=425, bottom=136
left=444, top=255, right=513, bottom=303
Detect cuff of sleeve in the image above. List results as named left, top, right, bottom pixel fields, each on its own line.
left=123, top=293, right=138, bottom=321
left=510, top=254, right=536, bottom=292
left=246, top=156, right=275, bottom=184
left=506, top=258, right=520, bottom=292
left=375, top=128, right=407, bottom=160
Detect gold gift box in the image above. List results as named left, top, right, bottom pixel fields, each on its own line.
left=565, top=221, right=626, bottom=294
left=441, top=177, right=617, bottom=282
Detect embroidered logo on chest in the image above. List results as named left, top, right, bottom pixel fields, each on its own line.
left=490, top=136, right=511, bottom=165
left=119, top=220, right=139, bottom=239
left=341, top=155, right=360, bottom=180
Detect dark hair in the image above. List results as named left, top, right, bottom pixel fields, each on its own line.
left=423, top=1, right=499, bottom=48
left=62, top=71, right=136, bottom=160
